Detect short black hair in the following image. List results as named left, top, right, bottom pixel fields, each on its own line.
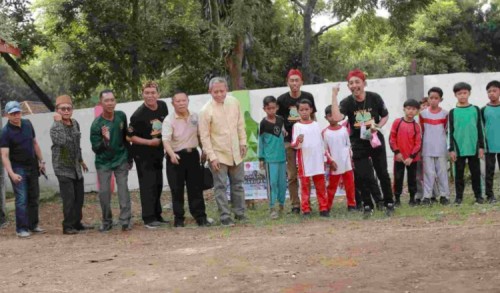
left=427, top=87, right=443, bottom=98
left=403, top=99, right=420, bottom=109
left=325, top=105, right=332, bottom=116
left=263, top=96, right=277, bottom=107
left=453, top=82, right=471, bottom=93
left=486, top=80, right=500, bottom=91
left=296, top=98, right=313, bottom=108
left=99, top=89, right=114, bottom=100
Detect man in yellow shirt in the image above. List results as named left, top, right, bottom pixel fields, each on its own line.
left=199, top=77, right=247, bottom=226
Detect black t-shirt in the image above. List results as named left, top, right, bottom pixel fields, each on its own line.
left=127, top=100, right=168, bottom=160
left=0, top=119, right=37, bottom=168
left=339, top=91, right=388, bottom=151
left=276, top=91, right=316, bottom=142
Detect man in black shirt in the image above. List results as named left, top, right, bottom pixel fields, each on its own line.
left=277, top=69, right=317, bottom=214
left=127, top=81, right=169, bottom=229
left=335, top=69, right=395, bottom=215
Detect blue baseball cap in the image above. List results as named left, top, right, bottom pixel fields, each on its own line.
left=5, top=101, right=21, bottom=114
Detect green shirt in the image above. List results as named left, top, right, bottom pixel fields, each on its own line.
left=449, top=105, right=484, bottom=157
left=90, top=111, right=130, bottom=170
left=481, top=104, right=500, bottom=153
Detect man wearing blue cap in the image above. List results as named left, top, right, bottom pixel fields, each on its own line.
left=0, top=101, right=46, bottom=238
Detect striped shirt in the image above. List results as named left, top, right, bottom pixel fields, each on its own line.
left=419, top=108, right=448, bottom=157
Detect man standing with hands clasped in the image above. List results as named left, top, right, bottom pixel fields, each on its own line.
left=199, top=77, right=247, bottom=226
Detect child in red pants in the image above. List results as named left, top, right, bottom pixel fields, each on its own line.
left=291, top=99, right=328, bottom=217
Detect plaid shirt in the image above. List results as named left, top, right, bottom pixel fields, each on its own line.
left=50, top=119, right=83, bottom=179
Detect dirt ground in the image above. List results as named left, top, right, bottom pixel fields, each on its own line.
left=1, top=193, right=500, bottom=293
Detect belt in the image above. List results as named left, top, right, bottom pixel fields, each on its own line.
left=175, top=148, right=196, bottom=154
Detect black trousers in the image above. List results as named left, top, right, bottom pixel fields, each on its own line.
left=135, top=158, right=164, bottom=224
left=455, top=156, right=482, bottom=200
left=354, top=163, right=383, bottom=209
left=57, top=175, right=84, bottom=230
left=485, top=153, right=500, bottom=199
left=353, top=133, right=394, bottom=207
left=166, top=150, right=207, bottom=223
left=393, top=161, right=417, bottom=198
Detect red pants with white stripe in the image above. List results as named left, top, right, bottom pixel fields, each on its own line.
left=327, top=170, right=356, bottom=210
left=299, top=174, right=328, bottom=213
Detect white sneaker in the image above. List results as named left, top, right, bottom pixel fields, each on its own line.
left=16, top=231, right=31, bottom=238
left=30, top=226, right=46, bottom=234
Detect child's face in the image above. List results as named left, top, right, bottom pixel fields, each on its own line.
left=263, top=102, right=278, bottom=117
left=298, top=103, right=312, bottom=120
left=325, top=113, right=337, bottom=125
left=428, top=92, right=442, bottom=108
left=404, top=106, right=418, bottom=119
left=487, top=86, right=500, bottom=103
left=454, top=89, right=470, bottom=104
left=420, top=102, right=429, bottom=110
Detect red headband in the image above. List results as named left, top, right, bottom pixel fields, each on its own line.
left=347, top=69, right=366, bottom=81
left=287, top=69, right=303, bottom=80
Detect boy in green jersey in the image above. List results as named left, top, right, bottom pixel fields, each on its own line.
left=448, top=82, right=485, bottom=205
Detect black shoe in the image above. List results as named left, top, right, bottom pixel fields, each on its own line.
left=291, top=207, right=301, bottom=214
left=454, top=198, right=462, bottom=205
left=385, top=203, right=395, bottom=216
left=415, top=199, right=422, bottom=206
left=63, top=228, right=79, bottom=235
left=99, top=225, right=112, bottom=232
left=408, top=199, right=417, bottom=207
left=439, top=197, right=450, bottom=205
left=302, top=212, right=311, bottom=218
left=122, top=224, right=132, bottom=231
left=197, top=218, right=212, bottom=227
left=475, top=197, right=485, bottom=204
left=376, top=201, right=385, bottom=210
left=347, top=206, right=357, bottom=212
left=174, top=220, right=185, bottom=228
left=394, top=199, right=401, bottom=207
left=221, top=218, right=235, bottom=227
left=487, top=197, right=497, bottom=204
left=431, top=197, right=438, bottom=204
left=363, top=205, right=373, bottom=219
left=422, top=198, right=431, bottom=206
left=75, top=224, right=94, bottom=231
left=319, top=211, right=330, bottom=217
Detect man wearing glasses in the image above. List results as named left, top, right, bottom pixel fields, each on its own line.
left=50, top=95, right=91, bottom=235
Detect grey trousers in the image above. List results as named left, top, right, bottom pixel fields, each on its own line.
left=422, top=156, right=450, bottom=199
left=0, top=187, right=5, bottom=225
left=210, top=162, right=245, bottom=221
left=97, top=162, right=131, bottom=226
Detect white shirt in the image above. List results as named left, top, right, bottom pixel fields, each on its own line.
left=291, top=121, right=325, bottom=177
left=322, top=126, right=352, bottom=175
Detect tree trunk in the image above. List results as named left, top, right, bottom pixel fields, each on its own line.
left=1, top=53, right=55, bottom=111
left=302, top=0, right=317, bottom=84
left=225, top=36, right=245, bottom=90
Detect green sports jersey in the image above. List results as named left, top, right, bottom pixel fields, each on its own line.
left=481, top=104, right=500, bottom=153
left=90, top=111, right=130, bottom=170
left=448, top=105, right=484, bottom=157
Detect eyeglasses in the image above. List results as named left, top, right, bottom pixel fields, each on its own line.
left=58, top=107, right=73, bottom=112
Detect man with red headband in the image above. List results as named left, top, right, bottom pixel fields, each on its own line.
left=332, top=69, right=395, bottom=215
left=277, top=69, right=317, bottom=214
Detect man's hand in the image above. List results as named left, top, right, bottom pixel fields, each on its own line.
left=149, top=138, right=161, bottom=147
left=170, top=154, right=181, bottom=165
left=127, top=161, right=134, bottom=170
left=259, top=161, right=265, bottom=170
left=240, top=145, right=247, bottom=158
left=395, top=153, right=404, bottom=162
left=101, top=126, right=110, bottom=141
left=200, top=152, right=207, bottom=164
left=449, top=151, right=457, bottom=162
left=297, top=134, right=304, bottom=143
left=81, top=161, right=89, bottom=173
left=211, top=159, right=221, bottom=172
left=370, top=124, right=378, bottom=133
left=479, top=148, right=484, bottom=159
left=330, top=160, right=338, bottom=172
left=39, top=161, right=46, bottom=174
left=54, top=113, right=62, bottom=122
left=332, top=84, right=340, bottom=97
left=9, top=172, right=22, bottom=184
left=403, top=158, right=413, bottom=166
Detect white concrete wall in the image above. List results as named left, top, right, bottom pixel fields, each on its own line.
left=3, top=72, right=498, bottom=192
